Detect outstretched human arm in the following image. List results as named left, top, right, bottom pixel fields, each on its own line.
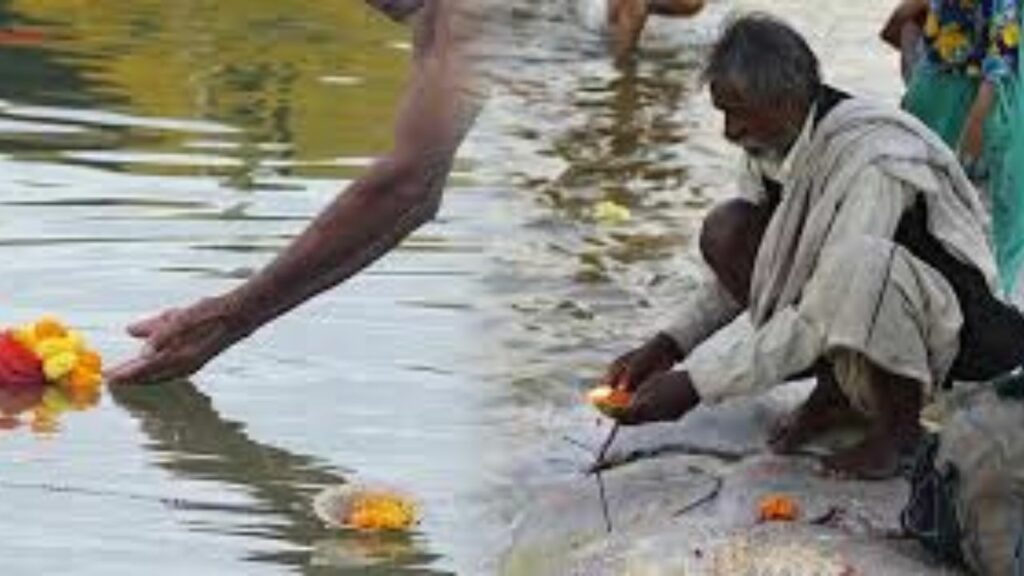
left=109, top=0, right=482, bottom=385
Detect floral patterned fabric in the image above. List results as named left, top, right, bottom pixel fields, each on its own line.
left=923, top=0, right=1020, bottom=80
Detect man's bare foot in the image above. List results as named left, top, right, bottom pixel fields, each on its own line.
left=770, top=372, right=862, bottom=454
left=770, top=400, right=863, bottom=454
left=822, top=427, right=922, bottom=480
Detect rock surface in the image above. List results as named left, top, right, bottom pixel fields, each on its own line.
left=502, top=382, right=968, bottom=575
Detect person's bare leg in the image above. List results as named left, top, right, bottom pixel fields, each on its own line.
left=770, top=362, right=864, bottom=454
left=609, top=0, right=648, bottom=63
left=647, top=0, right=704, bottom=17
left=699, top=198, right=773, bottom=306
left=823, top=365, right=923, bottom=479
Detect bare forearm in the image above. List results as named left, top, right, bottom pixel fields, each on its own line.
left=226, top=0, right=476, bottom=337
left=971, top=80, right=996, bottom=118
left=224, top=154, right=451, bottom=336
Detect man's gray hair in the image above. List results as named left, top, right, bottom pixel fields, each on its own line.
left=703, top=13, right=821, bottom=109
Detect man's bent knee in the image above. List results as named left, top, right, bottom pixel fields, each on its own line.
left=699, top=199, right=769, bottom=303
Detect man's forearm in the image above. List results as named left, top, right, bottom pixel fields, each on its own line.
left=223, top=153, right=451, bottom=338
left=662, top=279, right=742, bottom=359
left=222, top=0, right=477, bottom=340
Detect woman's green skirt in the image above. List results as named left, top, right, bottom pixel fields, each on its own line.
left=903, top=64, right=1024, bottom=302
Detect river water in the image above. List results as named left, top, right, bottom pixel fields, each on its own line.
left=0, top=1, right=901, bottom=574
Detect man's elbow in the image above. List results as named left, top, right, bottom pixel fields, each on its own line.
left=375, top=153, right=450, bottom=221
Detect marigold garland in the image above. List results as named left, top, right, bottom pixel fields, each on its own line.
left=0, top=316, right=103, bottom=432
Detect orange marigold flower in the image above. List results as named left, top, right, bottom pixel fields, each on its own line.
left=78, top=350, right=102, bottom=373
left=33, top=317, right=67, bottom=340
left=758, top=494, right=800, bottom=522
left=346, top=492, right=418, bottom=531
left=65, top=366, right=101, bottom=391
left=587, top=385, right=633, bottom=417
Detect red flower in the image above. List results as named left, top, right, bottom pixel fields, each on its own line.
left=0, top=332, right=45, bottom=390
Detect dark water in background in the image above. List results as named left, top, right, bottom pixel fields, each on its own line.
left=0, top=1, right=899, bottom=573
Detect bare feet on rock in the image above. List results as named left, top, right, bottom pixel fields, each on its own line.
left=770, top=370, right=863, bottom=455
left=822, top=426, right=922, bottom=480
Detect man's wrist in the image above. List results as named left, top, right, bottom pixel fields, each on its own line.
left=653, top=332, right=686, bottom=363
left=217, top=288, right=263, bottom=344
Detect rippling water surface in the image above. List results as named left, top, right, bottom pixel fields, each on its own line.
left=0, top=1, right=900, bottom=573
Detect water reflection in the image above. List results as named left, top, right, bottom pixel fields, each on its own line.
left=110, top=380, right=443, bottom=574
left=471, top=35, right=722, bottom=415
left=0, top=383, right=100, bottom=435
left=1, top=0, right=407, bottom=184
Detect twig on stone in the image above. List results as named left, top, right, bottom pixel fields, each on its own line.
left=561, top=434, right=597, bottom=457
left=595, top=468, right=613, bottom=533
left=672, top=475, right=723, bottom=517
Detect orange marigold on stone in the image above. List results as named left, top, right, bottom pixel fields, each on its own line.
left=758, top=494, right=800, bottom=522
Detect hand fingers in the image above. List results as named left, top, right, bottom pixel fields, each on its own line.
left=613, top=386, right=656, bottom=426
left=616, top=373, right=696, bottom=425
left=106, top=348, right=179, bottom=386
left=126, top=308, right=180, bottom=339
left=603, top=352, right=635, bottom=389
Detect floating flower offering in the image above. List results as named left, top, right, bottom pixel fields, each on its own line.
left=586, top=385, right=632, bottom=417
left=313, top=485, right=418, bottom=532
left=757, top=494, right=800, bottom=522
left=0, top=317, right=103, bottom=432
left=592, top=200, right=632, bottom=225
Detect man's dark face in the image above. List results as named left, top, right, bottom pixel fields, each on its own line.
left=710, top=79, right=805, bottom=163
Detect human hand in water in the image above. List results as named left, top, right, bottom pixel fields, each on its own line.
left=603, top=332, right=683, bottom=392
left=614, top=370, right=700, bottom=425
left=107, top=296, right=246, bottom=385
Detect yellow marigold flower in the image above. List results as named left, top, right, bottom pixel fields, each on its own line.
left=936, top=24, right=969, bottom=62
left=1004, top=22, right=1020, bottom=48
left=43, top=351, right=78, bottom=382
left=34, top=317, right=67, bottom=340
left=12, top=327, right=37, bottom=350
left=35, top=337, right=77, bottom=360
left=347, top=492, right=417, bottom=531
left=65, top=330, right=86, bottom=352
